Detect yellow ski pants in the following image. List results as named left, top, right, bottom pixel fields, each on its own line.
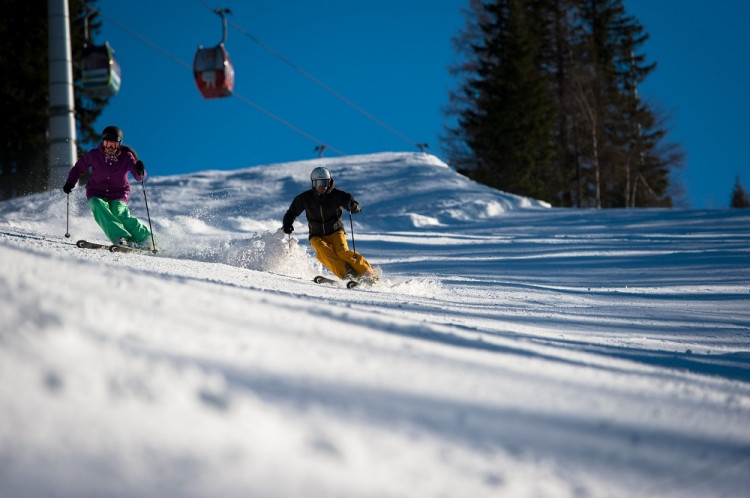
left=309, top=230, right=373, bottom=279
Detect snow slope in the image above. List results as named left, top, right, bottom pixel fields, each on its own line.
left=1, top=152, right=749, bottom=497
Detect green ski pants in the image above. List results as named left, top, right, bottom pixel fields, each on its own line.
left=88, top=197, right=151, bottom=244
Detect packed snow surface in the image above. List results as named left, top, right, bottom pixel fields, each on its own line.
left=1, top=152, right=749, bottom=497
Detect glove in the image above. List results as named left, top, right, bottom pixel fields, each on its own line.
left=136, top=160, right=145, bottom=176
left=282, top=225, right=294, bottom=234
left=348, top=200, right=361, bottom=214
left=63, top=183, right=74, bottom=194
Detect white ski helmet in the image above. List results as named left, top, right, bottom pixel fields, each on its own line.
left=310, top=166, right=332, bottom=189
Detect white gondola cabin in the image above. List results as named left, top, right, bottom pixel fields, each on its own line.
left=80, top=41, right=122, bottom=97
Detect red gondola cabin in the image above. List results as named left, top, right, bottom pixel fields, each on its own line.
left=193, top=44, right=234, bottom=99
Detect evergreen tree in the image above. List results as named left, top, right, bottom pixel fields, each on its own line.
left=73, top=0, right=113, bottom=148
left=730, top=176, right=750, bottom=208
left=0, top=0, right=109, bottom=200
left=0, top=1, right=49, bottom=199
left=454, top=0, right=556, bottom=200
left=443, top=0, right=489, bottom=173
left=547, top=0, right=580, bottom=206
left=577, top=0, right=677, bottom=207
left=444, top=0, right=683, bottom=208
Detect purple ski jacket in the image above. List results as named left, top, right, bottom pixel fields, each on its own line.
left=66, top=145, right=146, bottom=202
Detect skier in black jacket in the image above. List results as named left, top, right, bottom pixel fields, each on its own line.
left=283, top=167, right=376, bottom=281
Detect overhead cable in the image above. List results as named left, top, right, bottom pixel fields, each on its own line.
left=101, top=13, right=345, bottom=155
left=198, top=0, right=423, bottom=150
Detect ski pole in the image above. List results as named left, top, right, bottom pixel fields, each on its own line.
left=141, top=179, right=157, bottom=252
left=348, top=210, right=357, bottom=257
left=65, top=192, right=71, bottom=238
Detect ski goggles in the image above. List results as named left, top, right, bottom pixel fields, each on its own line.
left=312, top=179, right=330, bottom=188
left=103, top=140, right=121, bottom=150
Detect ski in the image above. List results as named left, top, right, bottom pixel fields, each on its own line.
left=76, top=239, right=154, bottom=254
left=313, top=275, right=359, bottom=289
left=109, top=244, right=155, bottom=254
left=76, top=239, right=108, bottom=250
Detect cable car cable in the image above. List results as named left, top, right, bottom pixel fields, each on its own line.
left=233, top=92, right=346, bottom=156
left=101, top=15, right=193, bottom=71
left=100, top=13, right=345, bottom=155
left=197, top=0, right=424, bottom=150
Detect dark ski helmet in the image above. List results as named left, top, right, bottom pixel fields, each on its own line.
left=101, top=125, right=123, bottom=143
left=310, top=166, right=332, bottom=189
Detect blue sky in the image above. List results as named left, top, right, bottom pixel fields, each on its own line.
left=90, top=0, right=748, bottom=208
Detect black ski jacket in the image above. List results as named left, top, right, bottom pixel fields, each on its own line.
left=283, top=182, right=360, bottom=238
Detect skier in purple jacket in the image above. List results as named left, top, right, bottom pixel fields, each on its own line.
left=63, top=126, right=152, bottom=249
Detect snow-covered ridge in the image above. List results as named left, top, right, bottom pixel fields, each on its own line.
left=1, top=151, right=548, bottom=243
left=147, top=151, right=550, bottom=232
left=1, top=152, right=549, bottom=271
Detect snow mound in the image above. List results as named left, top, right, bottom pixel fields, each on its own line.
left=0, top=152, right=549, bottom=270
left=143, top=152, right=550, bottom=236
